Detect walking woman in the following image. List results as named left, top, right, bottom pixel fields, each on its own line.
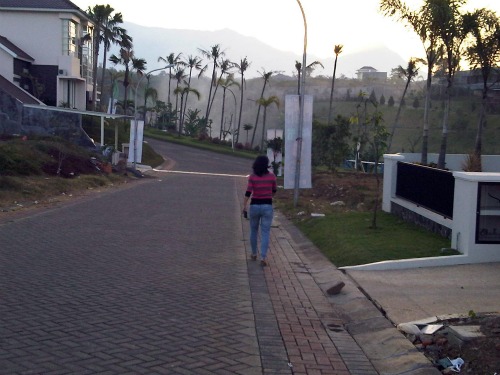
left=243, top=155, right=277, bottom=266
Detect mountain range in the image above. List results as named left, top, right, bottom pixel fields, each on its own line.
left=111, top=22, right=407, bottom=79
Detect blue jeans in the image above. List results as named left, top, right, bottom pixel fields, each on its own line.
left=249, top=204, right=274, bottom=259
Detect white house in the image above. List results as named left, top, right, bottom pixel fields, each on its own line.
left=0, top=0, right=94, bottom=110
left=356, top=66, right=387, bottom=81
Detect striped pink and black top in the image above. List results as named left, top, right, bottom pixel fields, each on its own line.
left=245, top=172, right=277, bottom=205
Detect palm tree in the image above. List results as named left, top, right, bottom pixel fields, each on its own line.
left=172, top=68, right=187, bottom=129
left=98, top=13, right=129, bottom=112
left=463, top=8, right=500, bottom=170
left=115, top=99, right=134, bottom=115
left=256, top=96, right=280, bottom=151
left=234, top=57, right=251, bottom=144
left=218, top=75, right=239, bottom=139
left=152, top=100, right=167, bottom=128
left=174, top=86, right=201, bottom=136
left=107, top=68, right=123, bottom=113
left=251, top=69, right=278, bottom=148
left=208, top=58, right=233, bottom=122
left=243, top=123, right=253, bottom=144
left=380, top=0, right=443, bottom=165
left=86, top=5, right=121, bottom=110
left=327, top=45, right=343, bottom=126
left=433, top=0, right=467, bottom=169
left=182, top=108, right=201, bottom=136
left=387, top=58, right=423, bottom=151
left=198, top=44, right=225, bottom=122
left=158, top=53, right=182, bottom=105
left=109, top=46, right=147, bottom=115
left=295, top=60, right=323, bottom=94
left=142, top=82, right=158, bottom=125
left=179, top=55, right=203, bottom=129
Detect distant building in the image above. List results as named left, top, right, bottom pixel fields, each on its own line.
left=356, top=66, right=387, bottom=81
left=453, top=69, right=500, bottom=90
left=0, top=0, right=94, bottom=109
left=450, top=69, right=500, bottom=113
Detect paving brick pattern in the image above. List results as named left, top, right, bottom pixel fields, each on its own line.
left=241, top=216, right=349, bottom=374
left=235, top=165, right=377, bottom=375
left=1, top=140, right=378, bottom=375
left=1, top=175, right=262, bottom=374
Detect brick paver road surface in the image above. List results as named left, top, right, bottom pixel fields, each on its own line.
left=0, top=139, right=375, bottom=375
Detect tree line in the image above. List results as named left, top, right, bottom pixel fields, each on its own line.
left=381, top=0, right=500, bottom=170
left=84, top=1, right=499, bottom=170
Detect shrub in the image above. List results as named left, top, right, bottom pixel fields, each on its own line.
left=379, top=94, right=386, bottom=105
left=198, top=133, right=209, bottom=141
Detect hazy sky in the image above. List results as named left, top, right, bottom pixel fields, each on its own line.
left=73, top=0, right=500, bottom=63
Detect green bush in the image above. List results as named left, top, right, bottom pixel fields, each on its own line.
left=0, top=138, right=99, bottom=177
left=0, top=142, right=46, bottom=176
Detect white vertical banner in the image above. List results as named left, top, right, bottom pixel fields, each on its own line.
left=284, top=95, right=312, bottom=189
left=128, top=119, right=144, bottom=163
left=267, top=129, right=283, bottom=176
left=107, top=98, right=118, bottom=114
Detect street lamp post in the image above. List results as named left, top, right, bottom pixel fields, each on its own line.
left=294, top=0, right=307, bottom=207
left=133, top=64, right=174, bottom=169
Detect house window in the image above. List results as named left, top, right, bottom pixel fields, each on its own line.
left=62, top=19, right=77, bottom=56
left=80, top=24, right=93, bottom=85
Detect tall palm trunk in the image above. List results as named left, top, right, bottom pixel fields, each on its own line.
left=167, top=70, right=173, bottom=105
left=182, top=68, right=193, bottom=128
left=91, top=34, right=100, bottom=111
left=219, top=88, right=227, bottom=139
left=260, top=107, right=268, bottom=151
left=142, top=77, right=150, bottom=124
left=174, top=81, right=181, bottom=129
left=205, top=65, right=217, bottom=120
left=474, top=83, right=488, bottom=171
left=123, top=66, right=130, bottom=115
left=250, top=82, right=267, bottom=148
left=421, top=68, right=433, bottom=165
left=236, top=79, right=244, bottom=144
left=387, top=79, right=411, bottom=152
left=327, top=55, right=339, bottom=126
left=99, top=44, right=110, bottom=112
left=437, top=84, right=451, bottom=169
left=178, top=94, right=185, bottom=136
left=208, top=70, right=226, bottom=122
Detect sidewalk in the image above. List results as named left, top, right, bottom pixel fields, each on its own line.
left=258, top=211, right=442, bottom=375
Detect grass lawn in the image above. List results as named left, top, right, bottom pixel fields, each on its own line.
left=294, top=211, right=454, bottom=267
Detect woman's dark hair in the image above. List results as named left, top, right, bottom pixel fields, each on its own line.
left=252, top=155, right=270, bottom=176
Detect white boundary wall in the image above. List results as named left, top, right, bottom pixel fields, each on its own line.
left=343, top=153, right=500, bottom=270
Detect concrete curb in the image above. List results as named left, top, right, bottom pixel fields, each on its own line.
left=273, top=211, right=441, bottom=375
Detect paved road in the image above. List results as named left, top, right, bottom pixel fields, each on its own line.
left=1, top=140, right=258, bottom=374
left=7, top=138, right=480, bottom=375
left=1, top=139, right=374, bottom=374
